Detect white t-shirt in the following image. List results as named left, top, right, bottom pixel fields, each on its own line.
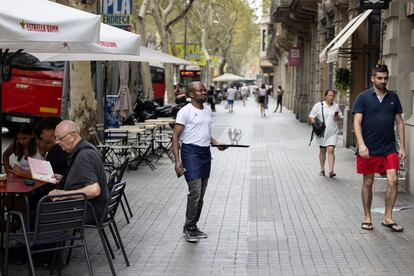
left=227, top=88, right=236, bottom=100
left=258, top=88, right=267, bottom=96
left=241, top=86, right=248, bottom=96
left=175, top=103, right=212, bottom=147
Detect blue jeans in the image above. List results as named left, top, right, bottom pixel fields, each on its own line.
left=184, top=178, right=208, bottom=230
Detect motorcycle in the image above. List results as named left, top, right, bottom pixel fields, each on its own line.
left=124, top=97, right=188, bottom=124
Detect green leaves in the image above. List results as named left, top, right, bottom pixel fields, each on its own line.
left=334, top=67, right=351, bottom=91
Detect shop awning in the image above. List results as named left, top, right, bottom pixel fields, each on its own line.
left=319, top=9, right=372, bottom=63
left=327, top=9, right=372, bottom=63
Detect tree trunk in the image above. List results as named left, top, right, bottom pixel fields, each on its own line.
left=164, top=64, right=175, bottom=103
left=200, top=28, right=211, bottom=86
left=69, top=61, right=97, bottom=139
left=161, top=36, right=175, bottom=103
left=219, top=58, right=226, bottom=75
left=141, top=63, right=153, bottom=99
left=59, top=0, right=96, bottom=137
left=135, top=15, right=153, bottom=99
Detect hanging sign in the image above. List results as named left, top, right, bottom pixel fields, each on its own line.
left=288, top=47, right=301, bottom=66
left=359, top=0, right=390, bottom=10
left=407, top=1, right=414, bottom=17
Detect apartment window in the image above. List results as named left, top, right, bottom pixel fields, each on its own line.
left=262, top=29, right=266, bottom=51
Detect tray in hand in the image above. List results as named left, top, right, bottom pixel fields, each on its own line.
left=211, top=144, right=250, bottom=148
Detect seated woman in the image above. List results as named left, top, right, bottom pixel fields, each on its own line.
left=3, top=123, right=45, bottom=178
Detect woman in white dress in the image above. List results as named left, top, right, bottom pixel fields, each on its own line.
left=309, top=89, right=343, bottom=178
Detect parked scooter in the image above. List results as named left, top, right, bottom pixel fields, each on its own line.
left=125, top=96, right=188, bottom=124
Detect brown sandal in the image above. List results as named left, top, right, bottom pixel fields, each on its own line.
left=319, top=171, right=325, bottom=176
left=329, top=172, right=336, bottom=178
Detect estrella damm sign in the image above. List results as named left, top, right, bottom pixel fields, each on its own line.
left=20, top=20, right=59, bottom=33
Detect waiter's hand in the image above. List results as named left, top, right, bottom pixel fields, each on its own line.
left=175, top=160, right=185, bottom=177
left=212, top=140, right=228, bottom=151
left=217, top=144, right=228, bottom=151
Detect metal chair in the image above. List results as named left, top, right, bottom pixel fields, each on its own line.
left=115, top=156, right=133, bottom=222
left=106, top=156, right=133, bottom=224
left=68, top=181, right=129, bottom=276
left=4, top=193, right=93, bottom=276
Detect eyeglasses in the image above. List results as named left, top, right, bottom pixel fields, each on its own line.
left=55, top=131, right=74, bottom=141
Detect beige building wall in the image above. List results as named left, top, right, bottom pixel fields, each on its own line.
left=383, top=1, right=414, bottom=193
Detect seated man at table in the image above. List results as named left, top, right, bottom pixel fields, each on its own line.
left=36, top=117, right=69, bottom=187
left=49, top=120, right=109, bottom=223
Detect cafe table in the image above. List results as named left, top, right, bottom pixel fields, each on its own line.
left=0, top=173, right=49, bottom=230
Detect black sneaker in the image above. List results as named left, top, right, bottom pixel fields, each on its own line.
left=183, top=228, right=198, bottom=243
left=194, top=227, right=208, bottom=239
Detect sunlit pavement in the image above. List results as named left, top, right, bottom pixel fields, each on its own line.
left=7, top=96, right=414, bottom=276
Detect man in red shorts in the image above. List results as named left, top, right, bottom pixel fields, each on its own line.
left=352, top=64, right=406, bottom=232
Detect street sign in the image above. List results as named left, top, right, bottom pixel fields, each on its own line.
left=359, top=0, right=389, bottom=10
left=101, top=0, right=132, bottom=31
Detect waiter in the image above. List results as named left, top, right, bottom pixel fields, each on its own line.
left=172, top=81, right=226, bottom=243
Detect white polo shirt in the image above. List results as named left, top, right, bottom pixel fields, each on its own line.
left=175, top=103, right=212, bottom=147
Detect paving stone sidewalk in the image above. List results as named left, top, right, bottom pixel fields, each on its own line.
left=7, top=96, right=414, bottom=276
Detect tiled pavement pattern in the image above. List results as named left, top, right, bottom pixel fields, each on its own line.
left=7, top=97, right=414, bottom=276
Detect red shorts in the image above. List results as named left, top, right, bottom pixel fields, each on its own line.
left=356, top=152, right=399, bottom=175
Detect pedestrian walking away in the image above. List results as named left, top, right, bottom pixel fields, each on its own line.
left=227, top=84, right=237, bottom=113
left=257, top=84, right=267, bottom=117
left=207, top=85, right=216, bottom=112
left=309, top=89, right=343, bottom=178
left=172, top=81, right=227, bottom=243
left=352, top=64, right=406, bottom=232
left=274, top=85, right=284, bottom=113
left=241, top=84, right=248, bottom=106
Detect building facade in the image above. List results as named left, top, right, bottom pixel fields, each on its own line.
left=259, top=14, right=274, bottom=86
left=268, top=0, right=414, bottom=192
left=382, top=0, right=414, bottom=193
left=269, top=0, right=318, bottom=122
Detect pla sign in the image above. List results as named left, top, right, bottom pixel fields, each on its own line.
left=101, top=0, right=132, bottom=31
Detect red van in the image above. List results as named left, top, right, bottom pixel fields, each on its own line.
left=2, top=58, right=64, bottom=130
left=150, top=65, right=166, bottom=106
